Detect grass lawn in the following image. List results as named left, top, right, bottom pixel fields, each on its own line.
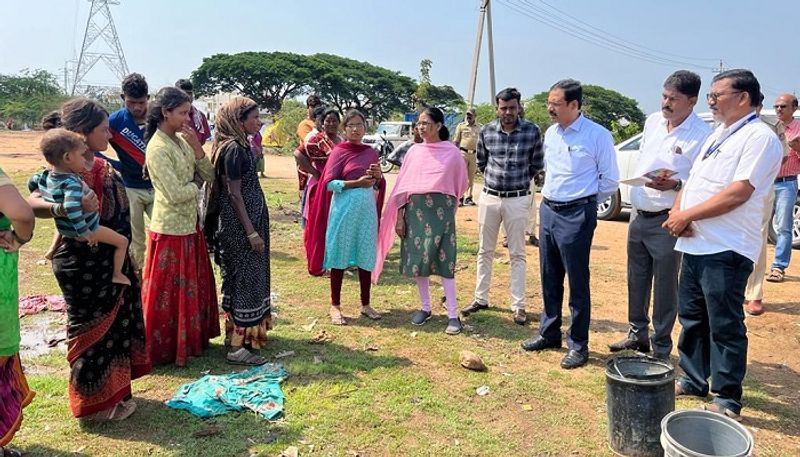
left=6, top=169, right=799, bottom=457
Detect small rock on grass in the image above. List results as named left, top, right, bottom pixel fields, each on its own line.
left=459, top=350, right=487, bottom=371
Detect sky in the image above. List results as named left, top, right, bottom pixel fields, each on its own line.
left=2, top=0, right=798, bottom=115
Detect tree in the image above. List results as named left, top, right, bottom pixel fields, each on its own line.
left=310, top=53, right=416, bottom=121
left=413, top=59, right=465, bottom=112
left=523, top=93, right=552, bottom=131
left=610, top=119, right=641, bottom=144
left=191, top=52, right=317, bottom=113
left=582, top=85, right=645, bottom=132
left=0, top=69, right=66, bottom=127
left=527, top=84, right=645, bottom=136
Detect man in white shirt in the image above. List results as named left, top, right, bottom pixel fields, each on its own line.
left=664, top=69, right=783, bottom=420
left=521, top=79, right=619, bottom=369
left=609, top=71, right=711, bottom=360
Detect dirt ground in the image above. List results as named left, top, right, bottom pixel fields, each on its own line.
left=3, top=130, right=799, bottom=452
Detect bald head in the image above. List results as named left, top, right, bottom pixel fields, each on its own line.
left=774, top=93, right=798, bottom=123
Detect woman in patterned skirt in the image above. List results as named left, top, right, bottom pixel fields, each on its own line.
left=28, top=98, right=151, bottom=420
left=307, top=110, right=385, bottom=324
left=374, top=107, right=468, bottom=334
left=0, top=167, right=35, bottom=457
left=142, top=87, right=219, bottom=367
left=204, top=96, right=271, bottom=366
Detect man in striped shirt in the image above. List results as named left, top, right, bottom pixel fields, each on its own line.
left=767, top=94, right=800, bottom=283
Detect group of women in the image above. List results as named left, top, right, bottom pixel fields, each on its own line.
left=297, top=106, right=467, bottom=332
left=0, top=89, right=275, bottom=454
left=0, top=93, right=469, bottom=454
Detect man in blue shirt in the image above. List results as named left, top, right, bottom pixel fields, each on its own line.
left=462, top=88, right=544, bottom=325
left=521, top=79, right=619, bottom=369
left=102, top=73, right=151, bottom=272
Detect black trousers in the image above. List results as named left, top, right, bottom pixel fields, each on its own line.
left=537, top=200, right=597, bottom=352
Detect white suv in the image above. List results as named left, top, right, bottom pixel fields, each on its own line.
left=600, top=110, right=800, bottom=248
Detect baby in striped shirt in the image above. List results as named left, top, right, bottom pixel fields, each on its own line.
left=39, top=129, right=130, bottom=286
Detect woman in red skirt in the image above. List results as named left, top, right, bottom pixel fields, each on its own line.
left=141, top=87, right=219, bottom=366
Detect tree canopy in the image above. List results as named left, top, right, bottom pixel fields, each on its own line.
left=0, top=69, right=66, bottom=127
left=191, top=52, right=315, bottom=113
left=526, top=84, right=644, bottom=134
left=191, top=52, right=465, bottom=119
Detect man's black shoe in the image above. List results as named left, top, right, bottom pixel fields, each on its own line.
left=528, top=235, right=539, bottom=247
left=608, top=336, right=651, bottom=353
left=461, top=301, right=489, bottom=317
left=561, top=350, right=589, bottom=369
left=520, top=336, right=561, bottom=352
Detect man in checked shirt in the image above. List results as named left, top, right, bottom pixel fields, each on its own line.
left=462, top=87, right=544, bottom=325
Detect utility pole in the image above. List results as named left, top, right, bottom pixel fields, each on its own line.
left=485, top=0, right=496, bottom=104
left=466, top=0, right=488, bottom=108
left=712, top=59, right=727, bottom=75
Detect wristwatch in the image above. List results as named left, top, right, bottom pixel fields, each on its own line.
left=673, top=179, right=682, bottom=192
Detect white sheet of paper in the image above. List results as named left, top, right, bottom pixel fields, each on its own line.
left=622, top=154, right=680, bottom=187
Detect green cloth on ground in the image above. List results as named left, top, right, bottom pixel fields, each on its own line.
left=166, top=363, right=287, bottom=420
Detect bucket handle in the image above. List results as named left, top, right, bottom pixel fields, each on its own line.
left=613, top=363, right=627, bottom=380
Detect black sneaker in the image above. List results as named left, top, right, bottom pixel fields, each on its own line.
left=411, top=310, right=432, bottom=326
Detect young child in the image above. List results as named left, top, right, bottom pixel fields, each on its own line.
left=38, top=128, right=131, bottom=286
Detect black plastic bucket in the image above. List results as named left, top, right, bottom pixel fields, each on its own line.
left=606, top=355, right=675, bottom=456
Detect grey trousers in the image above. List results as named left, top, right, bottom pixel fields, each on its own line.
left=627, top=211, right=680, bottom=357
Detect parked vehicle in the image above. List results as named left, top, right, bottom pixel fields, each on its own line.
left=363, top=121, right=414, bottom=149
left=600, top=110, right=800, bottom=248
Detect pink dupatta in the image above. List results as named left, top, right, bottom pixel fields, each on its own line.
left=373, top=141, right=468, bottom=283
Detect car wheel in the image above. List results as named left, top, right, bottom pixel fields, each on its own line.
left=768, top=194, right=800, bottom=248
left=597, top=190, right=622, bottom=221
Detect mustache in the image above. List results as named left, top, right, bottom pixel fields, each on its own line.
left=662, top=107, right=673, bottom=112
left=548, top=111, right=557, bottom=117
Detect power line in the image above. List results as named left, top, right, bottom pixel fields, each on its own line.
left=495, top=0, right=715, bottom=71
left=534, top=0, right=718, bottom=63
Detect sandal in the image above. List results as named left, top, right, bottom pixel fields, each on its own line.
left=766, top=268, right=785, bottom=283
left=329, top=306, right=346, bottom=325
left=703, top=402, right=742, bottom=422
left=226, top=348, right=267, bottom=366
left=1, top=448, right=22, bottom=457
left=360, top=305, right=381, bottom=321
left=85, top=399, right=137, bottom=422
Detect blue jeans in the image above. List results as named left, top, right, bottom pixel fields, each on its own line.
left=677, top=251, right=753, bottom=415
left=771, top=179, right=797, bottom=270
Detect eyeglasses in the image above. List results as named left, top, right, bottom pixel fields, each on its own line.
left=774, top=104, right=789, bottom=109
left=706, top=91, right=743, bottom=101
left=416, top=121, right=432, bottom=128
left=344, top=123, right=364, bottom=130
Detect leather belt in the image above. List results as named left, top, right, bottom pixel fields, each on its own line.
left=775, top=175, right=797, bottom=183
left=637, top=208, right=671, bottom=218
left=483, top=187, right=531, bottom=198
left=543, top=195, right=597, bottom=210
left=459, top=147, right=476, bottom=153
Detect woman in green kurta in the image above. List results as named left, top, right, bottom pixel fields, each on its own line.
left=0, top=167, right=36, bottom=457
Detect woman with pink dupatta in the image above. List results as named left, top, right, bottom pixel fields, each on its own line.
left=305, top=110, right=385, bottom=324
left=374, top=107, right=468, bottom=334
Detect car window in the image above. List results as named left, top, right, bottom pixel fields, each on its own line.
left=620, top=137, right=641, bottom=151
